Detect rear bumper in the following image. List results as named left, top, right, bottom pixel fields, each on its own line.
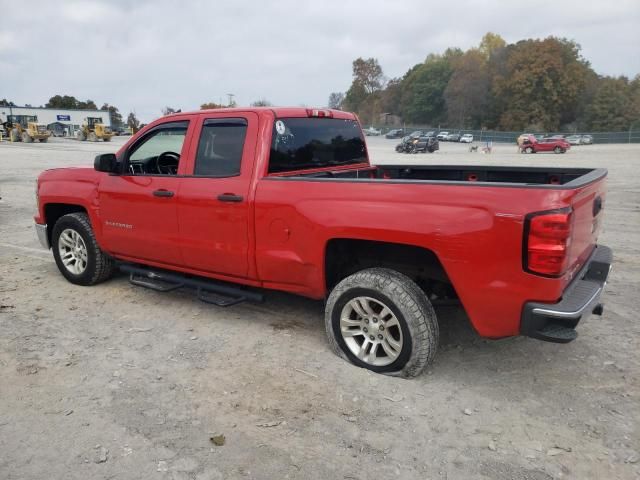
left=521, top=245, right=612, bottom=343
left=35, top=223, right=50, bottom=249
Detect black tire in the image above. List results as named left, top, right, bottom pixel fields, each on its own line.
left=325, top=268, right=439, bottom=377
left=51, top=212, right=115, bottom=286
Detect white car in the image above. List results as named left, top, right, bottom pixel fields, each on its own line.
left=436, top=131, right=449, bottom=141
left=460, top=134, right=474, bottom=143
left=363, top=126, right=381, bottom=136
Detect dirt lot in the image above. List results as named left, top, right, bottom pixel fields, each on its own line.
left=1, top=136, right=638, bottom=480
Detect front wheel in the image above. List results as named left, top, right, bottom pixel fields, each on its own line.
left=525, top=147, right=533, bottom=153
left=52, top=212, right=115, bottom=286
left=325, top=268, right=439, bottom=377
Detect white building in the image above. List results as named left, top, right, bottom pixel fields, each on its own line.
left=0, top=105, right=112, bottom=136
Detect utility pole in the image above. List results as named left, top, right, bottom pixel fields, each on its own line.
left=226, top=93, right=235, bottom=107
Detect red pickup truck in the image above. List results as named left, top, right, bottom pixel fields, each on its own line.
left=34, top=107, right=612, bottom=377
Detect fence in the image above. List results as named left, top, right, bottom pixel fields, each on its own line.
left=370, top=125, right=640, bottom=144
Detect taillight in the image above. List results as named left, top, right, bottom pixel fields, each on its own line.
left=524, top=208, right=573, bottom=276
left=306, top=109, right=333, bottom=118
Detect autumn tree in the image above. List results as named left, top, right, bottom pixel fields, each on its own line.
left=200, top=102, right=225, bottom=109
left=479, top=32, right=506, bottom=60
left=492, top=37, right=590, bottom=130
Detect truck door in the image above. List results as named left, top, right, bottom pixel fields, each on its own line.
left=176, top=112, right=258, bottom=278
left=97, top=119, right=194, bottom=266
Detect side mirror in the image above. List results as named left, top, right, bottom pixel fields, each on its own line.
left=94, top=153, right=118, bottom=173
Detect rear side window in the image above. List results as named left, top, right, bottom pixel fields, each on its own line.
left=194, top=118, right=247, bottom=176
left=268, top=118, right=366, bottom=173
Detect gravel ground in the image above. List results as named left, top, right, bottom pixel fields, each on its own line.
left=0, top=136, right=638, bottom=480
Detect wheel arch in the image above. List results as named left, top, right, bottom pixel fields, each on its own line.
left=324, top=238, right=456, bottom=300
left=43, top=203, right=89, bottom=245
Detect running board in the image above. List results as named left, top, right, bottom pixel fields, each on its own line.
left=118, top=263, right=263, bottom=307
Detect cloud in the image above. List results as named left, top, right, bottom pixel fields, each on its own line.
left=1, top=0, right=638, bottom=122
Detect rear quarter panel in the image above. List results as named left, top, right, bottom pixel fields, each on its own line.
left=253, top=177, right=604, bottom=338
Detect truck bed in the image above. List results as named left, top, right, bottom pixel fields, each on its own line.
left=289, top=165, right=606, bottom=189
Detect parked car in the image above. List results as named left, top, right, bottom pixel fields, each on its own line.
left=581, top=134, right=593, bottom=145
left=363, top=126, right=381, bottom=136
left=566, top=135, right=582, bottom=145
left=436, top=131, right=449, bottom=141
left=520, top=134, right=571, bottom=154
left=404, top=135, right=439, bottom=154
left=460, top=134, right=474, bottom=143
left=385, top=128, right=404, bottom=139
left=446, top=133, right=461, bottom=142
left=34, top=107, right=610, bottom=377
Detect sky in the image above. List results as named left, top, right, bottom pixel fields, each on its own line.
left=1, top=0, right=639, bottom=123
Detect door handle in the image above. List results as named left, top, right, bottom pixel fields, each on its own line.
left=153, top=189, right=174, bottom=197
left=217, top=193, right=244, bottom=203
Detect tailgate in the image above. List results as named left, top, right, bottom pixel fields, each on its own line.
left=565, top=174, right=607, bottom=283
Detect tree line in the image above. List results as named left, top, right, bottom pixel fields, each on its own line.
left=329, top=33, right=640, bottom=132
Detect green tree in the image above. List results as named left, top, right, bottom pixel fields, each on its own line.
left=400, top=55, right=453, bottom=124
left=327, top=92, right=344, bottom=109
left=0, top=99, right=15, bottom=107
left=100, top=103, right=123, bottom=127
left=584, top=76, right=638, bottom=131
left=250, top=99, right=272, bottom=107
left=127, top=112, right=140, bottom=130
left=46, top=95, right=97, bottom=110
left=444, top=50, right=490, bottom=128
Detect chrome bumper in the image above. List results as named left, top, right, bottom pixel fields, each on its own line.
left=35, top=223, right=50, bottom=249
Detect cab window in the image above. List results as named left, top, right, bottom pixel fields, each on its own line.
left=127, top=121, right=188, bottom=175
left=194, top=118, right=247, bottom=176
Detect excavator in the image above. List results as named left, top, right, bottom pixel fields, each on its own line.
left=1, top=115, right=51, bottom=143
left=77, top=117, right=114, bottom=142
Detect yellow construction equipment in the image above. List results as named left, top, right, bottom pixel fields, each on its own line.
left=77, top=117, right=113, bottom=142
left=2, top=115, right=51, bottom=143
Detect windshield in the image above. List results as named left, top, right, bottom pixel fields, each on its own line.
left=269, top=117, right=367, bottom=173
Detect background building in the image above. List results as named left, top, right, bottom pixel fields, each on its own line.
left=0, top=105, right=111, bottom=137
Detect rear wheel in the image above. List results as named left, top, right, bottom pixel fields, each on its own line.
left=554, top=146, right=562, bottom=153
left=52, top=212, right=115, bottom=286
left=325, top=268, right=439, bottom=377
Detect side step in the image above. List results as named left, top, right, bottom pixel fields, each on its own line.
left=119, top=263, right=263, bottom=307
left=533, top=323, right=578, bottom=343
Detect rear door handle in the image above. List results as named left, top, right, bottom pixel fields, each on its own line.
left=153, top=189, right=174, bottom=197
left=217, top=193, right=244, bottom=203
